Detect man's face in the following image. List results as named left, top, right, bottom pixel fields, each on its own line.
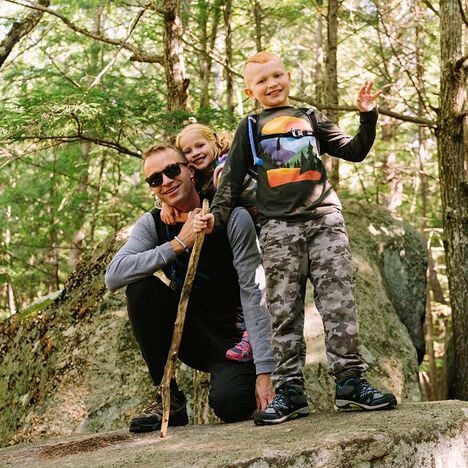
left=244, top=59, right=291, bottom=109
left=143, top=148, right=194, bottom=208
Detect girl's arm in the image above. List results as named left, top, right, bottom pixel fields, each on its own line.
left=160, top=201, right=180, bottom=225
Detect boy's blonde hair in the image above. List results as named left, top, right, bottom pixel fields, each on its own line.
left=243, top=51, right=283, bottom=73
left=175, top=123, right=232, bottom=162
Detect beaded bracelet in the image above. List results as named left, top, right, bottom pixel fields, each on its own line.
left=173, top=236, right=190, bottom=254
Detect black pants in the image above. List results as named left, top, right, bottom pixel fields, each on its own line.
left=126, top=276, right=257, bottom=423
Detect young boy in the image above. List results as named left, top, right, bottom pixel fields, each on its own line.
left=195, top=52, right=397, bottom=425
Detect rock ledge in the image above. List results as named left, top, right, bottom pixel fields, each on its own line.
left=0, top=401, right=466, bottom=467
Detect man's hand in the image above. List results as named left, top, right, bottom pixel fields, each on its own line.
left=170, top=209, right=200, bottom=254
left=356, top=80, right=382, bottom=112
left=255, top=373, right=275, bottom=410
left=193, top=212, right=215, bottom=235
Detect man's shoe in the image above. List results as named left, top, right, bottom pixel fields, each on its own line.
left=129, top=390, right=189, bottom=433
left=335, top=376, right=397, bottom=411
left=253, top=385, right=309, bottom=425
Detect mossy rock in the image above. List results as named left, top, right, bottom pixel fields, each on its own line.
left=0, top=201, right=424, bottom=447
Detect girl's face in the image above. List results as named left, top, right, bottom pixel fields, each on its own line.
left=178, top=130, right=216, bottom=172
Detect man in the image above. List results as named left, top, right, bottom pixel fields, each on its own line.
left=105, top=144, right=275, bottom=433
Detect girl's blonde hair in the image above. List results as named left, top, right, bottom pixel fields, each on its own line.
left=175, top=123, right=232, bottom=162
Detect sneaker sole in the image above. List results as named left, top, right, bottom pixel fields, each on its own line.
left=253, top=407, right=309, bottom=426
left=335, top=398, right=397, bottom=411
left=129, top=414, right=188, bottom=433
left=129, top=422, right=161, bottom=433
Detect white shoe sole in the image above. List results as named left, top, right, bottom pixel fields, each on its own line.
left=253, top=406, right=309, bottom=425
left=335, top=399, right=397, bottom=411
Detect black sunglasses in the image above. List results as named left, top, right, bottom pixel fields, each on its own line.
left=145, top=162, right=188, bottom=188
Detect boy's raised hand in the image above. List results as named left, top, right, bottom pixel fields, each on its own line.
left=356, top=80, right=382, bottom=112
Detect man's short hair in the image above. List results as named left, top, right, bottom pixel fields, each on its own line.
left=243, top=51, right=282, bottom=73
left=142, top=144, right=186, bottom=162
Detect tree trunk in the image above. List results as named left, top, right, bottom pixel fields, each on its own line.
left=5, top=205, right=17, bottom=315
left=323, top=0, right=339, bottom=189
left=314, top=0, right=324, bottom=103
left=381, top=117, right=402, bottom=214
left=163, top=0, right=189, bottom=111
left=253, top=0, right=263, bottom=52
left=69, top=142, right=92, bottom=270
left=223, top=0, right=234, bottom=113
left=48, top=149, right=60, bottom=292
left=199, top=0, right=221, bottom=109
left=0, top=0, right=50, bottom=68
left=438, top=0, right=467, bottom=400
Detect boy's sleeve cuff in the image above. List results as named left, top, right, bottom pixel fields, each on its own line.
left=359, top=107, right=378, bottom=123
left=255, top=359, right=276, bottom=375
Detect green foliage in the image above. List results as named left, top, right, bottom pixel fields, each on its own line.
left=0, top=0, right=444, bottom=325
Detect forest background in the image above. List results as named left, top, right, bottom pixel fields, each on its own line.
left=0, top=0, right=466, bottom=401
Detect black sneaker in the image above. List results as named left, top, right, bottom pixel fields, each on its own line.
left=253, top=385, right=309, bottom=425
left=129, top=390, right=189, bottom=433
left=335, top=376, right=397, bottom=411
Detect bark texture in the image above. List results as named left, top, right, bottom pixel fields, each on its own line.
left=438, top=0, right=468, bottom=400
left=0, top=0, right=50, bottom=68
left=163, top=0, right=189, bottom=111
left=323, top=0, right=340, bottom=188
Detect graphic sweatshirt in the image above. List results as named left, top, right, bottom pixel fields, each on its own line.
left=211, top=106, right=378, bottom=228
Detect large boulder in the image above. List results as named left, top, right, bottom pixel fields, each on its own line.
left=0, top=401, right=466, bottom=468
left=0, top=201, right=425, bottom=447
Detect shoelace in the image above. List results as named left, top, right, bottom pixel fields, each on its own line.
left=270, top=392, right=290, bottom=411
left=356, top=379, right=375, bottom=400
left=235, top=340, right=251, bottom=351
left=143, top=396, right=163, bottom=414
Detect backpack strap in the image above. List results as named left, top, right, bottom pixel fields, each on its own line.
left=247, top=113, right=263, bottom=167
left=302, top=108, right=321, bottom=155
left=150, top=208, right=168, bottom=244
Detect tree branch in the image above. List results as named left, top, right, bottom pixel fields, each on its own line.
left=455, top=52, right=468, bottom=70
left=456, top=0, right=468, bottom=27
left=8, top=134, right=142, bottom=158
left=420, top=0, right=439, bottom=16
left=182, top=31, right=242, bottom=79
left=376, top=5, right=433, bottom=119
left=89, top=6, right=147, bottom=89
left=290, top=95, right=437, bottom=127
left=39, top=46, right=82, bottom=88
left=4, top=0, right=163, bottom=64
left=0, top=0, right=50, bottom=68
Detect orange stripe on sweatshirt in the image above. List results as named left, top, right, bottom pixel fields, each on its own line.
left=267, top=168, right=322, bottom=188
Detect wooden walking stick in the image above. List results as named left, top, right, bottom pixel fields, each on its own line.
left=160, top=199, right=210, bottom=438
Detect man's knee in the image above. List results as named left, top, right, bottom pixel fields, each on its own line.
left=209, top=364, right=256, bottom=423
left=126, top=275, right=154, bottom=296
left=126, top=276, right=173, bottom=318
left=209, top=385, right=255, bottom=423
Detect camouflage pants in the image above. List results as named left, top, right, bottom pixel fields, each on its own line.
left=259, top=211, right=368, bottom=390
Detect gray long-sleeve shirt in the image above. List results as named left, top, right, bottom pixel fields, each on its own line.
left=105, top=211, right=275, bottom=375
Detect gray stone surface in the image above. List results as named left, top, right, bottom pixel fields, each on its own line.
left=0, top=402, right=466, bottom=467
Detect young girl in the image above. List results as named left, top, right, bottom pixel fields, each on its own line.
left=160, top=123, right=259, bottom=362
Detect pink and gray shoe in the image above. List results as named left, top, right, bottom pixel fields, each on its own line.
left=225, top=330, right=253, bottom=362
